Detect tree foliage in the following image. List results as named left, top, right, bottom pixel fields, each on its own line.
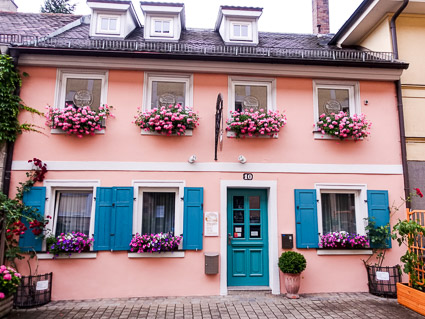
left=0, top=55, right=41, bottom=144
left=40, top=0, right=76, bottom=14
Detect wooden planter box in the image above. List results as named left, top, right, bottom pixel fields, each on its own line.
left=397, top=282, right=425, bottom=316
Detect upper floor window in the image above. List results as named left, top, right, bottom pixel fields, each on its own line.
left=229, top=77, right=275, bottom=113
left=313, top=80, right=360, bottom=123
left=97, top=14, right=120, bottom=35
left=151, top=17, right=174, bottom=37
left=144, top=73, right=192, bottom=110
left=55, top=70, right=108, bottom=111
left=230, top=21, right=252, bottom=41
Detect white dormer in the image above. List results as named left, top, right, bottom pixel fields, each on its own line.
left=140, top=2, right=185, bottom=42
left=215, top=6, right=262, bottom=46
left=87, top=0, right=141, bottom=39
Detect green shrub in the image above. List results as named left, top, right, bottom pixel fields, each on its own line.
left=278, top=251, right=307, bottom=274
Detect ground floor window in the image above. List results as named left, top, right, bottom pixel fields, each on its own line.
left=321, top=192, right=356, bottom=234
left=142, top=191, right=176, bottom=234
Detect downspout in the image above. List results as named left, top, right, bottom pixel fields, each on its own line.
left=390, top=0, right=410, bottom=206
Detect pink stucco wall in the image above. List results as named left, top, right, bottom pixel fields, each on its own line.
left=11, top=66, right=406, bottom=300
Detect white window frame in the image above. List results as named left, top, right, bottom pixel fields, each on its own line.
left=96, top=14, right=121, bottom=35
left=228, top=76, right=276, bottom=113
left=132, top=181, right=185, bottom=238
left=43, top=180, right=100, bottom=251
left=229, top=21, right=253, bottom=41
left=151, top=17, right=174, bottom=38
left=315, top=183, right=368, bottom=237
left=143, top=73, right=193, bottom=111
left=55, top=69, right=109, bottom=110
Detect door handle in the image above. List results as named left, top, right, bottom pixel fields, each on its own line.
left=228, top=233, right=233, bottom=245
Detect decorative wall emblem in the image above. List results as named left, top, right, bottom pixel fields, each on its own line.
left=243, top=95, right=260, bottom=111
left=324, top=100, right=341, bottom=114
left=73, top=90, right=93, bottom=107
left=159, top=93, right=176, bottom=106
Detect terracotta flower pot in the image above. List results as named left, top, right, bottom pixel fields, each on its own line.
left=284, top=273, right=301, bottom=299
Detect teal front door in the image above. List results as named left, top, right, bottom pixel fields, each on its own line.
left=227, top=189, right=269, bottom=286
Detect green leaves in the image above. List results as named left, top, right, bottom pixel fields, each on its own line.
left=40, top=0, right=76, bottom=14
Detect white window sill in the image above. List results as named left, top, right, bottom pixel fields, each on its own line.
left=313, top=132, right=363, bottom=141
left=51, top=128, right=105, bottom=134
left=227, top=131, right=278, bottom=139
left=37, top=252, right=97, bottom=259
left=317, top=249, right=373, bottom=256
left=128, top=251, right=185, bottom=258
left=140, top=129, right=193, bottom=136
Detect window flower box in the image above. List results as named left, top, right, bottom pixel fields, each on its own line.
left=134, top=105, right=199, bottom=136
left=226, top=109, right=286, bottom=138
left=316, top=111, right=371, bottom=140
left=129, top=232, right=182, bottom=253
left=319, top=231, right=369, bottom=249
left=46, top=232, right=94, bottom=258
left=45, top=104, right=113, bottom=138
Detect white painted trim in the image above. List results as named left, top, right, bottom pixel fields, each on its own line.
left=51, top=128, right=105, bottom=135
left=315, top=183, right=368, bottom=236
left=131, top=181, right=185, bottom=240
left=13, top=161, right=404, bottom=175
left=150, top=17, right=174, bottom=38
left=128, top=251, right=184, bottom=258
left=54, top=69, right=109, bottom=110
left=228, top=76, right=276, bottom=112
left=229, top=21, right=253, bottom=41
left=141, top=129, right=192, bottom=136
left=18, top=55, right=403, bottom=82
left=220, top=180, right=279, bottom=295
left=97, top=14, right=121, bottom=35
left=37, top=253, right=97, bottom=259
left=42, top=180, right=100, bottom=251
left=143, top=72, right=193, bottom=111
left=313, top=132, right=363, bottom=140
left=317, top=249, right=373, bottom=256
left=226, top=131, right=278, bottom=139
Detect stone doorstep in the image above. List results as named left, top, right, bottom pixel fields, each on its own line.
left=227, top=286, right=272, bottom=295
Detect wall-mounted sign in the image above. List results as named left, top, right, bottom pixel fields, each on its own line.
left=243, top=173, right=253, bottom=180
left=204, top=211, right=219, bottom=236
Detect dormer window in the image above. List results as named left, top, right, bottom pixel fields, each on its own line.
left=230, top=21, right=252, bottom=41
left=151, top=17, right=174, bottom=37
left=97, top=15, right=120, bottom=35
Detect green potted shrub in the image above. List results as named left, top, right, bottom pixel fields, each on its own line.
left=278, top=251, right=306, bottom=299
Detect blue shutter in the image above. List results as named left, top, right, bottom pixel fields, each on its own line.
left=20, top=187, right=45, bottom=252
left=295, top=189, right=319, bottom=248
left=183, top=187, right=203, bottom=250
left=367, top=190, right=391, bottom=248
left=112, top=187, right=133, bottom=251
left=94, top=187, right=113, bottom=250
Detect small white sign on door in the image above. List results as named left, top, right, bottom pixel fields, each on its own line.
left=36, top=280, right=49, bottom=291
left=376, top=271, right=390, bottom=281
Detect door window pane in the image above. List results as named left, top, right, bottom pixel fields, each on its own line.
left=151, top=81, right=186, bottom=108
left=235, top=85, right=268, bottom=112
left=65, top=78, right=102, bottom=110
left=233, top=210, right=244, bottom=224
left=233, top=225, right=244, bottom=238
left=233, top=196, right=244, bottom=209
left=249, top=196, right=260, bottom=209
left=55, top=191, right=92, bottom=236
left=250, top=225, right=260, bottom=238
left=321, top=193, right=356, bottom=234
left=318, top=88, right=350, bottom=115
left=249, top=210, right=260, bottom=224
left=142, top=192, right=175, bottom=234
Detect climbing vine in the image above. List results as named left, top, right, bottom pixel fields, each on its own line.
left=0, top=54, right=41, bottom=144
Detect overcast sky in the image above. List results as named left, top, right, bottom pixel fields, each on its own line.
left=13, top=0, right=363, bottom=34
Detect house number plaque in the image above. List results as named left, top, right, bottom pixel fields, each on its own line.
left=243, top=173, right=253, bottom=180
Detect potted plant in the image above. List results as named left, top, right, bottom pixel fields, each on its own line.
left=319, top=231, right=369, bottom=249
left=278, top=251, right=306, bottom=299
left=226, top=109, right=286, bottom=138
left=129, top=232, right=182, bottom=253
left=0, top=265, right=21, bottom=317
left=392, top=217, right=425, bottom=315
left=316, top=111, right=371, bottom=140
left=134, top=104, right=199, bottom=136
left=45, top=104, right=114, bottom=138
left=46, top=232, right=95, bottom=258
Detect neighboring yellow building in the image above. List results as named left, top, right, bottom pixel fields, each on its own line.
left=330, top=0, right=425, bottom=208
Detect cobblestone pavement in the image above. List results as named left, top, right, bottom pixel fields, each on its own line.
left=6, top=292, right=425, bottom=319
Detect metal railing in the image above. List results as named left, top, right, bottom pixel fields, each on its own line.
left=0, top=33, right=397, bottom=63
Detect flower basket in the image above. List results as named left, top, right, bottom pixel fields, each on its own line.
left=0, top=265, right=21, bottom=315
left=14, top=272, right=52, bottom=308
left=45, top=104, right=113, bottom=138
left=129, top=232, right=182, bottom=253
left=226, top=109, right=286, bottom=138
left=46, top=232, right=94, bottom=258
left=134, top=105, right=199, bottom=136
left=316, top=111, right=371, bottom=140
left=366, top=265, right=401, bottom=298
left=319, top=231, right=369, bottom=249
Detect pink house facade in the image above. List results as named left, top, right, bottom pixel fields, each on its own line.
left=1, top=1, right=409, bottom=300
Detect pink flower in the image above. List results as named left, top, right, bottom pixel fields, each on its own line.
left=3, top=274, right=11, bottom=281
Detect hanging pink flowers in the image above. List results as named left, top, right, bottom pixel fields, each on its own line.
left=45, top=104, right=114, bottom=138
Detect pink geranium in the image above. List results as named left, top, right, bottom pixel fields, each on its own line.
left=316, top=111, right=371, bottom=140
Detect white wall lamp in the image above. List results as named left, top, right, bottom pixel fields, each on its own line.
left=238, top=155, right=247, bottom=164
left=188, top=155, right=197, bottom=164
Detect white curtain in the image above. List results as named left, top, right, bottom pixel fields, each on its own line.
left=321, top=193, right=356, bottom=234
left=55, top=192, right=92, bottom=236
